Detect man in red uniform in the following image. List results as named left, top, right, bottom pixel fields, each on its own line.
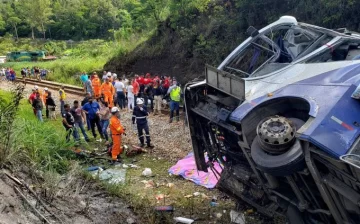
left=109, top=107, right=125, bottom=163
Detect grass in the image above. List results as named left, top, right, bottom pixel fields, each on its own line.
left=87, top=148, right=235, bottom=223
left=0, top=89, right=75, bottom=174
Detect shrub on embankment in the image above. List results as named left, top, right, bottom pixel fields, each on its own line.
left=0, top=89, right=74, bottom=174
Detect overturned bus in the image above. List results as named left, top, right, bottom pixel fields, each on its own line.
left=184, top=16, right=360, bottom=223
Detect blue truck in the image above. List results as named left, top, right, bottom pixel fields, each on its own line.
left=185, top=16, right=360, bottom=223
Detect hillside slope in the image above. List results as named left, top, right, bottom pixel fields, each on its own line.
left=105, top=0, right=360, bottom=83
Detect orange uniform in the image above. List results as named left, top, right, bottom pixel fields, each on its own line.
left=101, top=82, right=115, bottom=107
left=92, top=77, right=102, bottom=99
left=109, top=115, right=125, bottom=160
left=42, top=91, right=48, bottom=105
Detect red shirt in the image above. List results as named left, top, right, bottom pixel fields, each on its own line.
left=163, top=78, right=170, bottom=89
left=143, top=78, right=152, bottom=85
left=132, top=81, right=140, bottom=95
left=29, top=92, right=36, bottom=103
left=138, top=77, right=144, bottom=85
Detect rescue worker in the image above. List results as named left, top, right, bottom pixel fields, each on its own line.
left=43, top=87, right=49, bottom=118
left=101, top=77, right=115, bottom=108
left=167, top=80, right=181, bottom=123
left=109, top=107, right=125, bottom=163
left=59, top=86, right=66, bottom=115
left=132, top=98, right=154, bottom=148
left=92, top=73, right=102, bottom=100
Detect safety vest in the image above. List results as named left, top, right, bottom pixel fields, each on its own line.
left=42, top=92, right=48, bottom=104
left=59, top=89, right=66, bottom=100
left=170, top=86, right=181, bottom=102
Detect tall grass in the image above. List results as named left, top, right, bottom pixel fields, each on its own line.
left=0, top=89, right=75, bottom=174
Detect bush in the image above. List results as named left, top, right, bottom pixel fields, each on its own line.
left=0, top=85, right=24, bottom=166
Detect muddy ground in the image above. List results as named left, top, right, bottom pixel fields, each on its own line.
left=0, top=168, right=136, bottom=224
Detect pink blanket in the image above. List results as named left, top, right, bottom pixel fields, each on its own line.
left=168, top=152, right=223, bottom=189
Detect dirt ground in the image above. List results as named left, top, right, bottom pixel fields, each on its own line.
left=0, top=168, right=136, bottom=224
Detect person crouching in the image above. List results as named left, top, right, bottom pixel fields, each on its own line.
left=109, top=107, right=125, bottom=164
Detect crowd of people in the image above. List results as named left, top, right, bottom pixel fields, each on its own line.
left=27, top=70, right=183, bottom=165
left=0, top=67, right=16, bottom=81
left=0, top=66, right=49, bottom=81
left=21, top=66, right=49, bottom=80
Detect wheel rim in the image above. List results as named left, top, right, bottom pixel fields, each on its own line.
left=257, top=116, right=296, bottom=154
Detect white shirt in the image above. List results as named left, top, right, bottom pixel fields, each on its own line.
left=114, top=81, right=125, bottom=92
left=127, top=85, right=134, bottom=98
left=124, top=78, right=129, bottom=87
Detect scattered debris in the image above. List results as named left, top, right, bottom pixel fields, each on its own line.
left=155, top=193, right=165, bottom=202
left=95, top=169, right=127, bottom=184
left=142, top=168, right=153, bottom=176
left=174, top=217, right=195, bottom=224
left=154, top=205, right=174, bottom=212
left=166, top=183, right=174, bottom=188
left=193, top=192, right=200, bottom=197
left=126, top=217, right=136, bottom=224
left=216, top=213, right=222, bottom=218
left=230, top=210, right=245, bottom=224
left=141, top=180, right=155, bottom=188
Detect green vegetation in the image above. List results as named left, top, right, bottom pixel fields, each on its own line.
left=0, top=88, right=74, bottom=173
left=0, top=35, right=149, bottom=85
left=0, top=0, right=168, bottom=40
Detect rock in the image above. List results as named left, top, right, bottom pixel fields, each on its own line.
left=230, top=210, right=245, bottom=224
left=141, top=168, right=152, bottom=177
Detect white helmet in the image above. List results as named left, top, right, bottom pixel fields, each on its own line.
left=44, top=87, right=48, bottom=91
left=136, top=98, right=144, bottom=105
left=111, top=107, right=119, bottom=113
left=34, top=85, right=39, bottom=90
left=112, top=73, right=117, bottom=78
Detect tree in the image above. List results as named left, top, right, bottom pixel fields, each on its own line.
left=0, top=15, right=6, bottom=32
left=35, top=0, right=53, bottom=39
left=18, top=0, right=38, bottom=39
left=7, top=17, right=21, bottom=40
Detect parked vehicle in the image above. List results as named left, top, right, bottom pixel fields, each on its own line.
left=6, top=51, right=46, bottom=62
left=185, top=16, right=360, bottom=223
